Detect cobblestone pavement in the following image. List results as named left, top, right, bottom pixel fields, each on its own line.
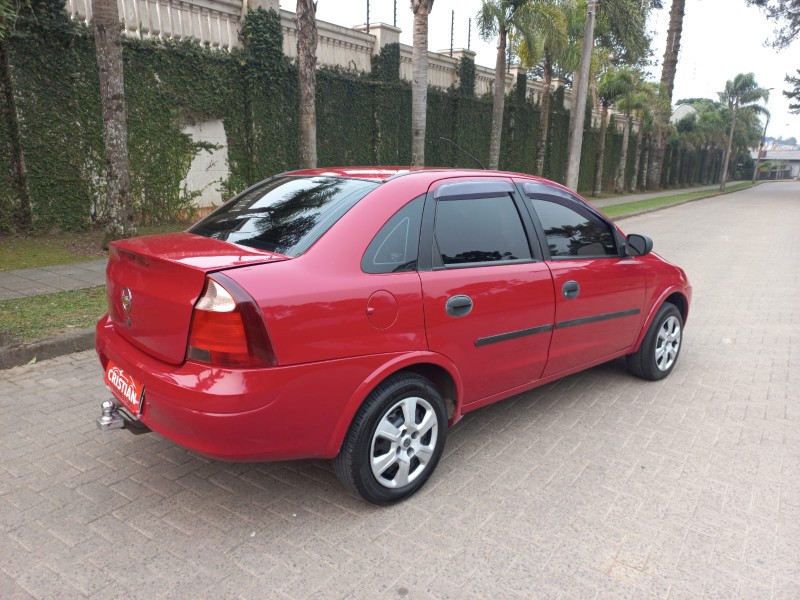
left=1, top=182, right=798, bottom=599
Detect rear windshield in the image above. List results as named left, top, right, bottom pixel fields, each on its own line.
left=190, top=176, right=379, bottom=256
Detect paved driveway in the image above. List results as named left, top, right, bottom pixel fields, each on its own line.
left=2, top=182, right=799, bottom=599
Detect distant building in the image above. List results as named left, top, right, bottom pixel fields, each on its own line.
left=670, top=104, right=698, bottom=124
left=751, top=145, right=800, bottom=180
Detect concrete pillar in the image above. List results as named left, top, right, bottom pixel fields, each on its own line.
left=248, top=0, right=279, bottom=12
left=353, top=23, right=400, bottom=55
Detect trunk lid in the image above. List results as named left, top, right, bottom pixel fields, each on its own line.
left=106, top=232, right=289, bottom=365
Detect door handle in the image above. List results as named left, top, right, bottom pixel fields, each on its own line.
left=562, top=280, right=580, bottom=299
left=445, top=295, right=473, bottom=317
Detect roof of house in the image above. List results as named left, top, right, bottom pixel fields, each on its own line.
left=751, top=149, right=800, bottom=161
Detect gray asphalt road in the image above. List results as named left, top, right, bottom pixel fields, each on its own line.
left=1, top=181, right=799, bottom=599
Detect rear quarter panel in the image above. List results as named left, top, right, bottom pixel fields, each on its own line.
left=223, top=177, right=431, bottom=366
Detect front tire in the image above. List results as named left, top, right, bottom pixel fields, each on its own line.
left=627, top=302, right=683, bottom=381
left=333, top=373, right=447, bottom=505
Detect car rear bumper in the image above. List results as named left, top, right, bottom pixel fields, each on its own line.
left=95, top=316, right=404, bottom=462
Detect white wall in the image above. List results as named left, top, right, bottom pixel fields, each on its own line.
left=180, top=120, right=230, bottom=208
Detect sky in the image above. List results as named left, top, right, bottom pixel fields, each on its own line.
left=279, top=0, right=800, bottom=142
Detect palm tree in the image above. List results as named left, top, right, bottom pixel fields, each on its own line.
left=592, top=66, right=634, bottom=196
left=647, top=0, right=685, bottom=190
left=719, top=73, right=770, bottom=190
left=678, top=99, right=729, bottom=184
left=516, top=0, right=572, bottom=176
left=477, top=0, right=538, bottom=170
left=564, top=0, right=596, bottom=189
left=565, top=0, right=655, bottom=190
left=296, top=0, right=317, bottom=169
left=612, top=69, right=647, bottom=193
left=1, top=0, right=32, bottom=229
left=92, top=0, right=135, bottom=243
left=411, top=0, right=435, bottom=166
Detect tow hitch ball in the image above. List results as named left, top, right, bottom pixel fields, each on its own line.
left=96, top=399, right=124, bottom=431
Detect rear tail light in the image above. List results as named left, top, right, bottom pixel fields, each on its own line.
left=187, top=275, right=276, bottom=368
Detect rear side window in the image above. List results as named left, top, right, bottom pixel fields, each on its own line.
left=362, top=195, right=424, bottom=274
left=435, top=195, right=531, bottom=266
left=530, top=198, right=617, bottom=258
left=190, top=176, right=379, bottom=256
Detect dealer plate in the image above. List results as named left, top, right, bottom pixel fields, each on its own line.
left=104, top=361, right=144, bottom=417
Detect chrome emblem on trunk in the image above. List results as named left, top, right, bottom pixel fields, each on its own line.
left=121, top=288, right=132, bottom=314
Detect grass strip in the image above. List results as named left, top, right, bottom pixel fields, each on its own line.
left=602, top=182, right=755, bottom=218
left=0, top=236, right=103, bottom=272
left=0, top=286, right=107, bottom=344
left=0, top=223, right=186, bottom=272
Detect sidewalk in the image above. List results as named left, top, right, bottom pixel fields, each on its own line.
left=0, top=259, right=107, bottom=301
left=0, top=260, right=107, bottom=368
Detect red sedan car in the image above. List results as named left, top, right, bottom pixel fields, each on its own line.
left=95, top=168, right=691, bottom=504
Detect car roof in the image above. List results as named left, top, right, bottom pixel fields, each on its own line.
left=281, top=167, right=581, bottom=199
left=281, top=166, right=543, bottom=183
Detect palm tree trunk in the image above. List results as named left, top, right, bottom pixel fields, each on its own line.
left=615, top=113, right=630, bottom=194
left=649, top=0, right=686, bottom=191
left=646, top=125, right=665, bottom=190
left=720, top=101, right=738, bottom=191
left=93, top=0, right=135, bottom=244
left=663, top=146, right=672, bottom=187
left=297, top=0, right=317, bottom=168
left=630, top=120, right=644, bottom=191
left=592, top=103, right=608, bottom=197
left=565, top=1, right=596, bottom=190
left=0, top=41, right=32, bottom=230
left=488, top=25, right=507, bottom=170
left=661, top=0, right=685, bottom=101
left=641, top=136, right=650, bottom=190
left=534, top=57, right=553, bottom=176
left=411, top=0, right=434, bottom=166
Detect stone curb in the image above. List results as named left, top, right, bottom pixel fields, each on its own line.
left=0, top=328, right=95, bottom=370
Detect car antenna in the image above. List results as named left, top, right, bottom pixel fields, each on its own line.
left=439, top=137, right=486, bottom=170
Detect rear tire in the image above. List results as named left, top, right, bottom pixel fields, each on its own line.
left=627, top=303, right=683, bottom=381
left=333, top=373, right=447, bottom=505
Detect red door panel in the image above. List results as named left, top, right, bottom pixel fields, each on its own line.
left=543, top=258, right=645, bottom=376
left=420, top=264, right=555, bottom=405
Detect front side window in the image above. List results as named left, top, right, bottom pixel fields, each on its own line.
left=190, top=176, right=379, bottom=256
left=434, top=195, right=531, bottom=266
left=362, top=195, right=424, bottom=274
left=531, top=198, right=617, bottom=258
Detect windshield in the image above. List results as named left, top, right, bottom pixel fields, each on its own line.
left=190, top=176, right=380, bottom=256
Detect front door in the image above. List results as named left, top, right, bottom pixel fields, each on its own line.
left=519, top=181, right=646, bottom=377
left=419, top=179, right=556, bottom=406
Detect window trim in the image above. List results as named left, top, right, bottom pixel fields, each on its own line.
left=360, top=194, right=425, bottom=275
left=518, top=183, right=622, bottom=261
left=427, top=183, right=539, bottom=270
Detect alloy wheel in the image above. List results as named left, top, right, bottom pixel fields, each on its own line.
left=370, top=396, right=438, bottom=489
left=655, top=315, right=681, bottom=371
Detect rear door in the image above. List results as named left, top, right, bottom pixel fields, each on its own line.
left=418, top=179, right=555, bottom=406
left=518, top=181, right=646, bottom=377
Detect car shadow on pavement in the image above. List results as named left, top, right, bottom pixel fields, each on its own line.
left=105, top=357, right=648, bottom=524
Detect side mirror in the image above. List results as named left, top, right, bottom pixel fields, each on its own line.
left=625, top=234, right=653, bottom=257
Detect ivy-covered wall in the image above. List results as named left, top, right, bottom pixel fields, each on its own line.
left=0, top=7, right=663, bottom=233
